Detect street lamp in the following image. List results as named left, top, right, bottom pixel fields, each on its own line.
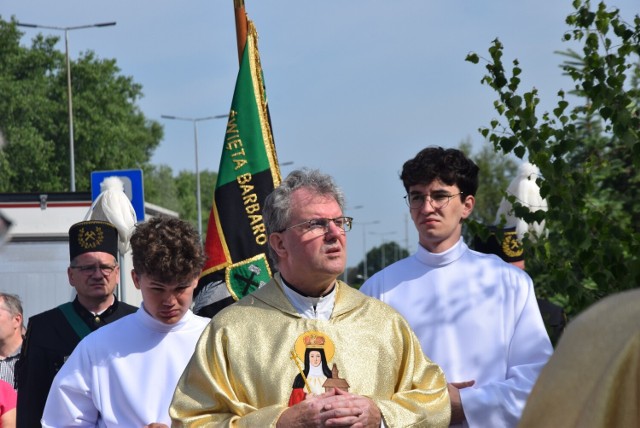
left=161, top=114, right=228, bottom=237
left=359, top=220, right=379, bottom=281
left=371, top=231, right=396, bottom=269
left=17, top=21, right=117, bottom=192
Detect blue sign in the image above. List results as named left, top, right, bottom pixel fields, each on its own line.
left=91, top=169, right=145, bottom=221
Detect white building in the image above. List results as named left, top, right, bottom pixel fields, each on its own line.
left=0, top=192, right=178, bottom=322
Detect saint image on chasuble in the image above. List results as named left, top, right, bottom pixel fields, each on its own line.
left=288, top=331, right=349, bottom=406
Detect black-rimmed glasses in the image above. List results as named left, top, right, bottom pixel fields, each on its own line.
left=70, top=264, right=117, bottom=276
left=404, top=192, right=464, bottom=210
left=278, top=216, right=353, bottom=235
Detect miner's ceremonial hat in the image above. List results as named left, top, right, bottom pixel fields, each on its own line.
left=472, top=226, right=524, bottom=263
left=69, top=220, right=119, bottom=261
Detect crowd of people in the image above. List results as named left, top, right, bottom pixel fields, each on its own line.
left=1, top=146, right=631, bottom=427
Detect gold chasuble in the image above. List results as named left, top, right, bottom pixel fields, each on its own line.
left=170, top=274, right=450, bottom=427
left=518, top=288, right=640, bottom=428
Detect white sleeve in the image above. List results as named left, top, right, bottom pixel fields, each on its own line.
left=460, top=271, right=553, bottom=427
left=41, top=340, right=100, bottom=427
left=360, top=271, right=383, bottom=299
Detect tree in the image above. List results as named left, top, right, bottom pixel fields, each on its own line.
left=0, top=18, right=163, bottom=192
left=0, top=18, right=226, bottom=242
left=198, top=170, right=218, bottom=232
left=142, top=164, right=181, bottom=212
left=173, top=170, right=218, bottom=234
left=466, top=0, right=640, bottom=315
left=458, top=138, right=519, bottom=227
left=143, top=165, right=218, bottom=234
left=348, top=241, right=409, bottom=287
left=0, top=20, right=65, bottom=191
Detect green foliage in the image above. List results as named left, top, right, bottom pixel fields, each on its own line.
left=199, top=170, right=217, bottom=228
left=466, top=0, right=640, bottom=316
left=144, top=165, right=218, bottom=234
left=0, top=18, right=162, bottom=192
left=458, top=138, right=519, bottom=227
left=175, top=170, right=218, bottom=234
left=142, top=164, right=181, bottom=211
left=0, top=16, right=221, bottom=240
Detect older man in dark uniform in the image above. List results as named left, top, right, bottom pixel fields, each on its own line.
left=15, top=220, right=137, bottom=427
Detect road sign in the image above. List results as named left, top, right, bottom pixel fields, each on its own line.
left=91, top=169, right=145, bottom=221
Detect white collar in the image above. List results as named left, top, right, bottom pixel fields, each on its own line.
left=416, top=237, right=467, bottom=267
left=281, top=280, right=336, bottom=320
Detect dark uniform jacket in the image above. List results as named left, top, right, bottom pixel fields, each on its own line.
left=15, top=296, right=137, bottom=428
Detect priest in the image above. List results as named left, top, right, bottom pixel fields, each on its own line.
left=170, top=168, right=451, bottom=427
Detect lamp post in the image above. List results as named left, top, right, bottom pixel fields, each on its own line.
left=371, top=231, right=396, bottom=269
left=359, top=220, right=379, bottom=281
left=17, top=21, right=117, bottom=192
left=161, top=114, right=228, bottom=237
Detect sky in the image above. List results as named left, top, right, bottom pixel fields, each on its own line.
left=3, top=0, right=637, bottom=269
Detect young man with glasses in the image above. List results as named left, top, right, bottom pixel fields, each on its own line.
left=16, top=220, right=137, bottom=428
left=361, top=147, right=553, bottom=427
left=170, top=168, right=451, bottom=427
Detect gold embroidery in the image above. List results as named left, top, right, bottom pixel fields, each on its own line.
left=502, top=232, right=524, bottom=258
left=77, top=226, right=104, bottom=250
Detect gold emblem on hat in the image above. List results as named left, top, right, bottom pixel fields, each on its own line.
left=502, top=232, right=523, bottom=258
left=77, top=226, right=105, bottom=250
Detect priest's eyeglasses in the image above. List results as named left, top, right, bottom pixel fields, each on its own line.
left=404, top=192, right=464, bottom=210
left=278, top=216, right=353, bottom=235
left=70, top=264, right=117, bottom=276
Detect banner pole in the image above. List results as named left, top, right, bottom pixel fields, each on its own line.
left=233, top=0, right=248, bottom=64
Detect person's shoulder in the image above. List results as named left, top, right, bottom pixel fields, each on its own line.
left=468, top=249, right=530, bottom=275
left=343, top=284, right=402, bottom=316
left=27, top=305, right=66, bottom=326
left=574, top=288, right=640, bottom=328
left=116, top=301, right=138, bottom=314
left=189, top=313, right=211, bottom=329
left=345, top=287, right=419, bottom=340
left=467, top=248, right=505, bottom=265
left=211, top=283, right=287, bottom=328
left=363, top=294, right=403, bottom=317
left=89, top=311, right=135, bottom=336
left=75, top=313, right=137, bottom=354
left=361, top=255, right=414, bottom=293
left=103, top=301, right=137, bottom=323
left=210, top=298, right=258, bottom=326
left=382, top=255, right=414, bottom=271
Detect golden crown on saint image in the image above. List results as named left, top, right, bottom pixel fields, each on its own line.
left=304, top=334, right=326, bottom=347
left=294, top=330, right=335, bottom=362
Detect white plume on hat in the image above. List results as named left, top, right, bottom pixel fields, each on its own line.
left=85, top=176, right=137, bottom=253
left=495, top=162, right=548, bottom=241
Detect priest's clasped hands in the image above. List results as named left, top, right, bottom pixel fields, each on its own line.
left=277, top=387, right=382, bottom=428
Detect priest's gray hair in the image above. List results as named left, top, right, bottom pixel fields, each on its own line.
left=263, top=168, right=345, bottom=262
